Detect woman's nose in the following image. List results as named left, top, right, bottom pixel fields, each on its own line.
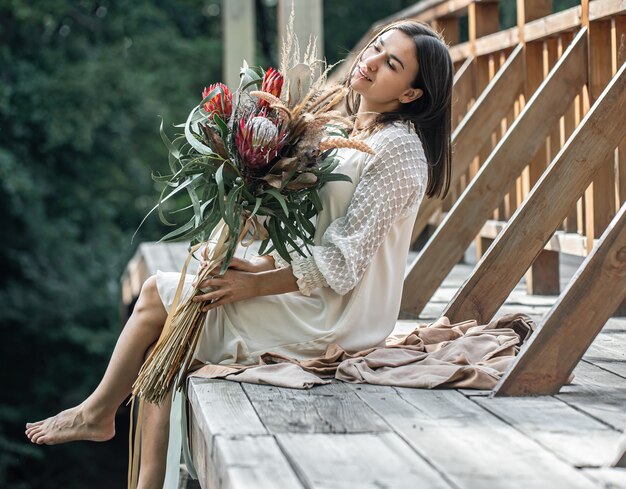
left=363, top=54, right=380, bottom=71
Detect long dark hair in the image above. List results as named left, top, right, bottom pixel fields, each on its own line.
left=344, top=20, right=453, bottom=199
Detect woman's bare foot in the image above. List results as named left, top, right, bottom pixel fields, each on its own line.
left=24, top=403, right=115, bottom=445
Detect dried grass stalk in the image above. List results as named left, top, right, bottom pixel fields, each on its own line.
left=319, top=137, right=376, bottom=155
left=131, top=219, right=236, bottom=405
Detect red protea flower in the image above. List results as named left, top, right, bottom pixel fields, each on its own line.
left=235, top=111, right=287, bottom=169
left=258, top=67, right=284, bottom=109
left=202, top=82, right=233, bottom=120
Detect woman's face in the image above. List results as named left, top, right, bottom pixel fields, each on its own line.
left=350, top=29, right=422, bottom=113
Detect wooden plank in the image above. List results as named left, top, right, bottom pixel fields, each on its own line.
left=210, top=434, right=305, bottom=489
left=589, top=0, right=626, bottom=21
left=241, top=381, right=390, bottom=434
left=400, top=29, right=588, bottom=319
left=524, top=6, right=582, bottom=43
left=276, top=432, right=453, bottom=489
left=480, top=220, right=592, bottom=256
left=443, top=49, right=625, bottom=325
left=614, top=432, right=626, bottom=467
left=556, top=361, right=626, bottom=431
left=583, top=467, right=626, bottom=487
left=584, top=330, right=626, bottom=377
left=451, top=55, right=474, bottom=130
left=188, top=378, right=267, bottom=460
left=355, top=385, right=598, bottom=489
left=493, top=202, right=626, bottom=395
left=409, top=44, right=525, bottom=250
left=141, top=242, right=177, bottom=275
left=474, top=395, right=622, bottom=466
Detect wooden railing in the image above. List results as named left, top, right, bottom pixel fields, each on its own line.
left=333, top=0, right=625, bottom=394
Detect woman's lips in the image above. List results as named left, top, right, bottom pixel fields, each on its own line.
left=356, top=66, right=372, bottom=81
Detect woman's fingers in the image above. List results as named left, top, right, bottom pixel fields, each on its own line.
left=192, top=287, right=227, bottom=303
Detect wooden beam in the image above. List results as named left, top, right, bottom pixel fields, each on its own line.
left=451, top=55, right=475, bottom=130
left=443, top=55, right=626, bottom=324
left=493, top=201, right=626, bottom=396
left=589, top=0, right=626, bottom=21
left=480, top=220, right=594, bottom=256
left=410, top=45, right=524, bottom=245
left=400, top=29, right=588, bottom=319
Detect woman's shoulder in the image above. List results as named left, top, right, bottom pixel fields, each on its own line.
left=370, top=121, right=422, bottom=146
left=366, top=120, right=425, bottom=156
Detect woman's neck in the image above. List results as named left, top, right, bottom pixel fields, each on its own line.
left=352, top=98, right=401, bottom=136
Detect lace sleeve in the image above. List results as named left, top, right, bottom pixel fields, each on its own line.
left=290, top=125, right=428, bottom=296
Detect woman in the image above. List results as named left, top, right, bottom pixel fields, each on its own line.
left=26, top=19, right=453, bottom=488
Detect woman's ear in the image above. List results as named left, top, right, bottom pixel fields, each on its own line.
left=400, top=88, right=423, bottom=104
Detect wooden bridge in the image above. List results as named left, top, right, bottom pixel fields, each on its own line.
left=122, top=0, right=626, bottom=486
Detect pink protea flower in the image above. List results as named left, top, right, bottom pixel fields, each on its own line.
left=258, top=67, right=284, bottom=109
left=236, top=111, right=287, bottom=169
left=202, top=83, right=233, bottom=120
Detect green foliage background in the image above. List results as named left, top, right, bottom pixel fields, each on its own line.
left=0, top=0, right=574, bottom=487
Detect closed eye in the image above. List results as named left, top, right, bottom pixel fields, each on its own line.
left=373, top=44, right=396, bottom=70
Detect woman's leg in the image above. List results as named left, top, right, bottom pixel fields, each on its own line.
left=25, top=275, right=169, bottom=445
left=136, top=388, right=174, bottom=489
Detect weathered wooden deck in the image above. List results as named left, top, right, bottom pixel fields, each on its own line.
left=133, top=242, right=626, bottom=489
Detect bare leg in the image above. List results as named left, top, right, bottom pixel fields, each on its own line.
left=25, top=275, right=169, bottom=445
left=136, top=388, right=174, bottom=489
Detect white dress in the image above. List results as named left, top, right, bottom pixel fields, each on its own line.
left=157, top=119, right=428, bottom=488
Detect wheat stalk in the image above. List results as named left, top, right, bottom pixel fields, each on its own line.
left=319, top=137, right=376, bottom=155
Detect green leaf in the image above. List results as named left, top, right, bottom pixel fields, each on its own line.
left=263, top=188, right=289, bottom=217
left=184, top=105, right=215, bottom=156
left=250, top=197, right=262, bottom=218
left=308, top=189, right=323, bottom=212
left=268, top=218, right=291, bottom=264
left=159, top=217, right=195, bottom=242
left=321, top=173, right=353, bottom=183
left=213, top=113, right=229, bottom=140
left=215, top=162, right=226, bottom=217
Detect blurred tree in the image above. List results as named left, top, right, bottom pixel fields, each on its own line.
left=0, top=1, right=222, bottom=487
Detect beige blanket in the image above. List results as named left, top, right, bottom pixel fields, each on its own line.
left=189, top=313, right=536, bottom=390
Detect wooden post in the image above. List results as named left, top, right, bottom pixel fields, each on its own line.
left=277, top=0, right=324, bottom=72
left=400, top=31, right=587, bottom=319
left=223, top=0, right=256, bottom=90
left=584, top=19, right=616, bottom=254
left=519, top=0, right=560, bottom=295
left=432, top=16, right=460, bottom=46
left=443, top=56, right=626, bottom=325
left=493, top=201, right=626, bottom=396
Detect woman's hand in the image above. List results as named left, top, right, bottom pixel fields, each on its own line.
left=192, top=268, right=261, bottom=311
left=191, top=255, right=276, bottom=311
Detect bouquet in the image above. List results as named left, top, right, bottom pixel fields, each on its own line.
left=132, top=33, right=375, bottom=405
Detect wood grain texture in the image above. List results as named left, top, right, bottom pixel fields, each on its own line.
left=443, top=44, right=626, bottom=325
left=188, top=378, right=267, bottom=460
left=211, top=435, right=305, bottom=489
left=474, top=395, right=622, bottom=466
left=556, top=361, right=626, bottom=431
left=355, top=385, right=598, bottom=489
left=241, top=381, right=390, bottom=434
left=276, top=432, right=453, bottom=489
left=493, top=202, right=626, bottom=395
left=401, top=29, right=588, bottom=319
